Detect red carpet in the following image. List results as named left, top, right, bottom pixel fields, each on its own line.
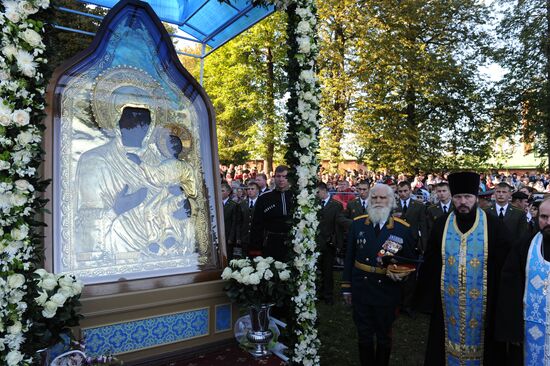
left=174, top=345, right=286, bottom=366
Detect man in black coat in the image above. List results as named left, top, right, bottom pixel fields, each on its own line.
left=249, top=165, right=293, bottom=262
left=236, top=181, right=259, bottom=257
left=222, top=181, right=238, bottom=260
left=316, top=182, right=345, bottom=304
left=415, top=172, right=512, bottom=366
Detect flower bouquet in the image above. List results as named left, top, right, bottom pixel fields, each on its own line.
left=221, top=257, right=291, bottom=356
left=221, top=257, right=291, bottom=307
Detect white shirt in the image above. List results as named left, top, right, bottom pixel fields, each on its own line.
left=440, top=201, right=451, bottom=213
left=401, top=198, right=411, bottom=208
left=495, top=203, right=508, bottom=216
left=223, top=198, right=230, bottom=206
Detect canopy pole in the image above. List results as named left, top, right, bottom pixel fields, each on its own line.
left=200, top=43, right=206, bottom=86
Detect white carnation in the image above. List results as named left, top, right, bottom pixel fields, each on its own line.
left=7, top=273, right=25, bottom=289
left=11, top=109, right=30, bottom=127
left=15, top=49, right=37, bottom=77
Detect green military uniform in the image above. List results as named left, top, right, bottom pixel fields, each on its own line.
left=346, top=197, right=368, bottom=220
left=317, top=197, right=345, bottom=303
left=426, top=202, right=453, bottom=237
left=484, top=204, right=529, bottom=245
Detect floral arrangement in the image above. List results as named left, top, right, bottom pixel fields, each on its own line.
left=221, top=257, right=291, bottom=307
left=0, top=1, right=84, bottom=365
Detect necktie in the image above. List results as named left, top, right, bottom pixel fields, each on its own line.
left=250, top=200, right=254, bottom=209
left=499, top=207, right=505, bottom=219
left=443, top=205, right=447, bottom=214
left=402, top=201, right=408, bottom=215
left=374, top=224, right=381, bottom=237
left=362, top=201, right=367, bottom=213
left=321, top=200, right=326, bottom=208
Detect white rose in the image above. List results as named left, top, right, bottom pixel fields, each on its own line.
left=279, top=270, right=291, bottom=281
left=39, top=0, right=50, bottom=9
left=10, top=194, right=27, bottom=207
left=0, top=160, right=10, bottom=170
left=11, top=225, right=29, bottom=240
left=34, top=268, right=48, bottom=277
left=7, top=273, right=25, bottom=289
left=58, top=275, right=75, bottom=288
left=5, top=350, right=23, bottom=366
left=0, top=112, right=11, bottom=126
left=221, top=267, right=232, bottom=280
left=11, top=110, right=30, bottom=127
left=7, top=321, right=22, bottom=335
left=58, top=286, right=73, bottom=298
left=274, top=261, right=286, bottom=270
left=18, top=1, right=39, bottom=16
left=40, top=274, right=58, bottom=291
left=263, top=269, right=274, bottom=280
left=14, top=179, right=32, bottom=192
left=248, top=273, right=260, bottom=285
left=42, top=301, right=58, bottom=318
left=4, top=9, right=20, bottom=24
left=1, top=45, right=18, bottom=60
left=35, top=290, right=48, bottom=306
left=50, top=292, right=67, bottom=307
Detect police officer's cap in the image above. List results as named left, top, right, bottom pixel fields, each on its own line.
left=511, top=191, right=529, bottom=200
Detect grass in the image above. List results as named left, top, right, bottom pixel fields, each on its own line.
left=317, top=272, right=429, bottom=366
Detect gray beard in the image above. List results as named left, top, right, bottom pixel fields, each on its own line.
left=367, top=205, right=392, bottom=226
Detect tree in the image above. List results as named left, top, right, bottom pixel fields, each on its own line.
left=493, top=0, right=550, bottom=170
left=350, top=0, right=493, bottom=174
left=202, top=12, right=288, bottom=170
left=317, top=0, right=362, bottom=172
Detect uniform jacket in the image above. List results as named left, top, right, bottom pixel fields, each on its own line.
left=341, top=215, right=415, bottom=306
left=223, top=199, right=238, bottom=244
left=426, top=202, right=454, bottom=236
left=345, top=197, right=368, bottom=220
left=484, top=204, right=529, bottom=245
left=316, top=197, right=345, bottom=252
left=396, top=198, right=428, bottom=252
left=236, top=198, right=256, bottom=244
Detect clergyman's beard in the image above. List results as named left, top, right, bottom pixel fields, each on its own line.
left=542, top=225, right=550, bottom=243
left=367, top=205, right=392, bottom=226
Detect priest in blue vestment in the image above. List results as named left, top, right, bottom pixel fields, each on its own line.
left=495, top=198, right=550, bottom=366
left=415, top=172, right=512, bottom=365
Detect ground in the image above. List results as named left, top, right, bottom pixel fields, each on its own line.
left=317, top=273, right=429, bottom=366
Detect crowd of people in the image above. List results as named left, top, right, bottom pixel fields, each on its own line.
left=220, top=162, right=550, bottom=366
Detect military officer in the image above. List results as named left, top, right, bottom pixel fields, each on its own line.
left=396, top=181, right=428, bottom=252
left=222, top=181, right=238, bottom=259
left=236, top=181, right=259, bottom=257
left=346, top=180, right=370, bottom=220
left=484, top=182, right=529, bottom=244
left=316, top=182, right=345, bottom=304
left=426, top=182, right=453, bottom=236
left=342, top=184, right=415, bottom=366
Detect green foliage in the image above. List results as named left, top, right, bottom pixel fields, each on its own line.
left=492, top=0, right=550, bottom=170
left=202, top=12, right=288, bottom=168
left=317, top=0, right=493, bottom=174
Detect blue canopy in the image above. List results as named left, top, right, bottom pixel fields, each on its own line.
left=78, top=0, right=275, bottom=50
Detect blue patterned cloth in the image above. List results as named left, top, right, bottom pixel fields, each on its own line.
left=524, top=232, right=550, bottom=366
left=441, top=209, right=488, bottom=366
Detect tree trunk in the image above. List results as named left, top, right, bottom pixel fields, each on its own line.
left=264, top=46, right=276, bottom=174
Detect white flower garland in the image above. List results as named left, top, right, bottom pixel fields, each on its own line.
left=0, top=1, right=83, bottom=365
left=273, top=0, right=321, bottom=365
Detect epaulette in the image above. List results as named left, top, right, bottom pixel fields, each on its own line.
left=354, top=214, right=369, bottom=221
left=428, top=204, right=437, bottom=209
left=393, top=217, right=410, bottom=227
left=509, top=205, right=522, bottom=211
